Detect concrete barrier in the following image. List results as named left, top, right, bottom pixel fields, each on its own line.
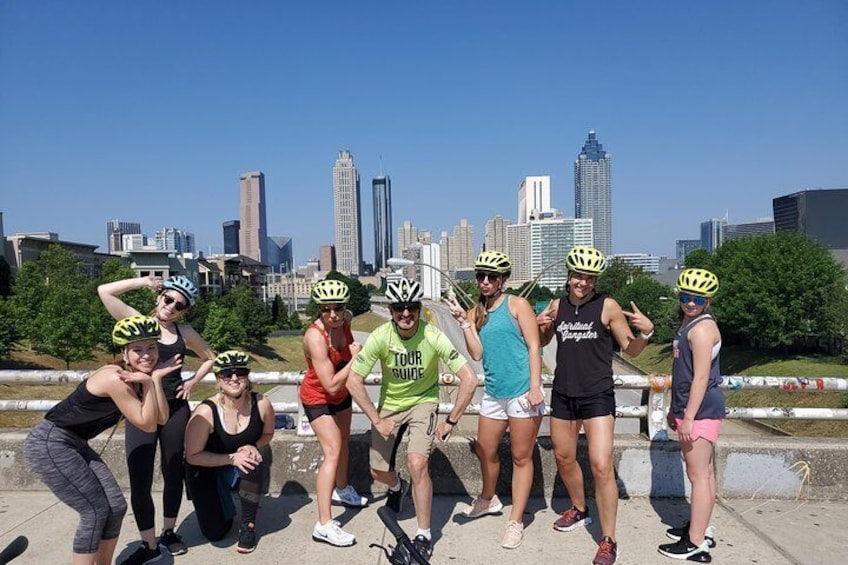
left=1, top=431, right=846, bottom=500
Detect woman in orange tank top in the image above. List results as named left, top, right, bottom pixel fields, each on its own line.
left=300, top=279, right=366, bottom=547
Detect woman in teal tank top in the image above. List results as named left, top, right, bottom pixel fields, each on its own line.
left=446, top=251, right=544, bottom=550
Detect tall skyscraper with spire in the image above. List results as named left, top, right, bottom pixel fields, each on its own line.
left=574, top=130, right=612, bottom=255
left=372, top=174, right=392, bottom=271
left=239, top=171, right=268, bottom=262
left=333, top=150, right=362, bottom=275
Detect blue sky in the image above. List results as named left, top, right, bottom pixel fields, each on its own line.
left=1, top=1, right=846, bottom=264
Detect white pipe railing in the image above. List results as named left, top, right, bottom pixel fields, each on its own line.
left=1, top=371, right=845, bottom=441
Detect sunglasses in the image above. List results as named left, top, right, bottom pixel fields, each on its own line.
left=679, top=293, right=708, bottom=306
left=218, top=368, right=250, bottom=379
left=320, top=305, right=346, bottom=313
left=161, top=294, right=188, bottom=312
left=475, top=271, right=501, bottom=283
left=390, top=302, right=422, bottom=314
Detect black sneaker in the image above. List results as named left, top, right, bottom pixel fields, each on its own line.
left=119, top=542, right=163, bottom=565
left=658, top=533, right=712, bottom=562
left=237, top=523, right=257, bottom=554
left=411, top=535, right=433, bottom=563
left=666, top=522, right=717, bottom=548
left=385, top=477, right=410, bottom=513
left=159, top=528, right=188, bottom=556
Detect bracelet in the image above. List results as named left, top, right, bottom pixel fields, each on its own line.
left=460, top=322, right=472, bottom=330
left=446, top=416, right=459, bottom=426
left=640, top=329, right=655, bottom=340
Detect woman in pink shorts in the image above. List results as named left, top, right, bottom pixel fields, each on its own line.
left=659, top=268, right=724, bottom=562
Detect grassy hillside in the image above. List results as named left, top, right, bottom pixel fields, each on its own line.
left=0, top=313, right=393, bottom=428
left=625, top=343, right=848, bottom=436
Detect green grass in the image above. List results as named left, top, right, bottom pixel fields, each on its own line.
left=0, top=313, right=388, bottom=427
left=625, top=344, right=848, bottom=436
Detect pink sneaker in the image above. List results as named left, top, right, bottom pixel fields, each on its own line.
left=501, top=520, right=524, bottom=549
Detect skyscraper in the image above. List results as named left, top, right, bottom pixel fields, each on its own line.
left=485, top=214, right=510, bottom=253
left=239, top=171, right=268, bottom=262
left=506, top=223, right=531, bottom=283
left=773, top=188, right=848, bottom=249
left=700, top=218, right=725, bottom=252
left=155, top=227, right=195, bottom=255
left=319, top=245, right=336, bottom=272
left=372, top=175, right=393, bottom=270
left=530, top=218, right=594, bottom=290
left=724, top=218, right=775, bottom=242
left=222, top=220, right=240, bottom=254
left=398, top=220, right=419, bottom=255
left=450, top=219, right=475, bottom=272
left=106, top=219, right=142, bottom=254
left=574, top=130, right=612, bottom=255
left=518, top=176, right=552, bottom=224
left=333, top=150, right=362, bottom=275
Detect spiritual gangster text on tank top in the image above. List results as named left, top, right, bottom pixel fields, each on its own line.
left=553, top=292, right=614, bottom=397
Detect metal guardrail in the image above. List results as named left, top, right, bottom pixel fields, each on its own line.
left=1, top=370, right=846, bottom=440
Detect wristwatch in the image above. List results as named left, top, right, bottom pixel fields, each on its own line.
left=641, top=329, right=655, bottom=340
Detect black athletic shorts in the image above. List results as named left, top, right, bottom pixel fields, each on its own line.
left=550, top=388, right=616, bottom=421
left=302, top=394, right=353, bottom=422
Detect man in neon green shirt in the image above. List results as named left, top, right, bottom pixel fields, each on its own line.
left=347, top=278, right=478, bottom=561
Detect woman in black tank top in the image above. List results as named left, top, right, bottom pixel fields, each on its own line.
left=184, top=351, right=275, bottom=554
left=24, top=316, right=174, bottom=564
left=537, top=246, right=655, bottom=565
left=98, top=274, right=215, bottom=561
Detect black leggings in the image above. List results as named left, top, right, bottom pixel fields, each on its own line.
left=125, top=399, right=190, bottom=531
left=185, top=462, right=267, bottom=541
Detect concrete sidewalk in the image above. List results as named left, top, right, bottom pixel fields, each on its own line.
left=0, top=490, right=843, bottom=564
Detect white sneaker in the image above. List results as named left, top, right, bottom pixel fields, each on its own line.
left=312, top=520, right=355, bottom=547
left=332, top=485, right=368, bottom=507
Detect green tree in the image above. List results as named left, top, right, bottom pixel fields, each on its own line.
left=305, top=271, right=371, bottom=317
left=682, top=248, right=712, bottom=270
left=709, top=233, right=847, bottom=350
left=271, top=294, right=289, bottom=329
left=11, top=245, right=98, bottom=368
left=0, top=299, right=19, bottom=360
left=203, top=302, right=247, bottom=350
left=90, top=259, right=154, bottom=354
left=597, top=258, right=643, bottom=297
left=183, top=294, right=210, bottom=335
left=0, top=256, right=12, bottom=297
left=612, top=277, right=677, bottom=343
left=288, top=311, right=303, bottom=330
left=218, top=284, right=272, bottom=346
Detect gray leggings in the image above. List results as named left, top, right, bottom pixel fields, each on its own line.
left=24, top=421, right=127, bottom=554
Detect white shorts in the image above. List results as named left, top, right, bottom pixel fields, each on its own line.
left=480, top=389, right=545, bottom=420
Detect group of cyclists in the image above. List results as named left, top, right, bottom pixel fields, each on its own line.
left=24, top=244, right=725, bottom=565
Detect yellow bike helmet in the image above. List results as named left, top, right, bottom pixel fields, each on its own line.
left=474, top=251, right=511, bottom=274
left=566, top=246, right=607, bottom=275
left=311, top=279, right=350, bottom=304
left=676, top=268, right=719, bottom=297
left=213, top=350, right=251, bottom=373
left=112, top=316, right=161, bottom=346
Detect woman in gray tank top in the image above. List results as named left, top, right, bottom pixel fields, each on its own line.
left=659, top=268, right=723, bottom=562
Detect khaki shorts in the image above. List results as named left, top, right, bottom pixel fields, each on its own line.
left=370, top=401, right=438, bottom=472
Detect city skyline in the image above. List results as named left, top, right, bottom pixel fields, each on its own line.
left=1, top=2, right=846, bottom=264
